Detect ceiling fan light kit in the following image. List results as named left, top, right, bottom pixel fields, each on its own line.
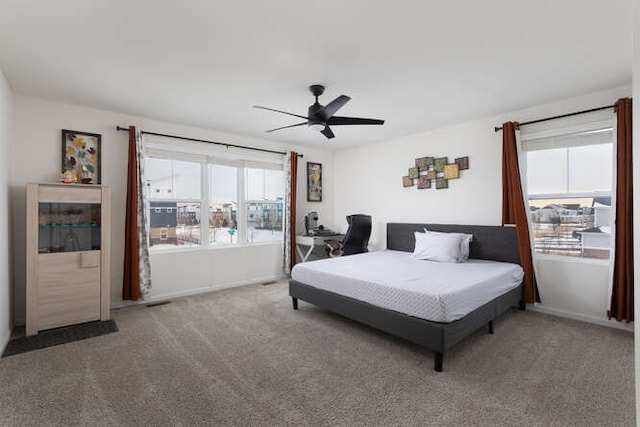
left=253, top=84, right=385, bottom=139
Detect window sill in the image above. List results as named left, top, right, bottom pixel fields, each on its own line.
left=534, top=252, right=610, bottom=266
left=149, top=240, right=283, bottom=255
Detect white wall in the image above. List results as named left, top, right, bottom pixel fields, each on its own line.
left=10, top=95, right=334, bottom=322
left=333, top=85, right=631, bottom=326
left=0, top=70, right=12, bottom=350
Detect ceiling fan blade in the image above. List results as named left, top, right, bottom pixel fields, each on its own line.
left=327, top=116, right=385, bottom=126
left=321, top=126, right=335, bottom=139
left=266, top=122, right=308, bottom=133
left=317, top=95, right=351, bottom=120
left=253, top=105, right=308, bottom=120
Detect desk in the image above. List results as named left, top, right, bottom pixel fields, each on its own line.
left=295, top=234, right=344, bottom=262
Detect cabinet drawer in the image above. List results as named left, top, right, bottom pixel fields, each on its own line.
left=37, top=251, right=101, bottom=330
left=39, top=186, right=101, bottom=203
left=38, top=251, right=100, bottom=287
left=38, top=281, right=101, bottom=330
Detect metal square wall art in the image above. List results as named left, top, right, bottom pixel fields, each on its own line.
left=417, top=176, right=431, bottom=189
left=415, top=157, right=433, bottom=172
left=402, top=154, right=469, bottom=191
left=455, top=156, right=469, bottom=170
left=436, top=177, right=448, bottom=189
left=444, top=164, right=460, bottom=179
left=434, top=157, right=447, bottom=173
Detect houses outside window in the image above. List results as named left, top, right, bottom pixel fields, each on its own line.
left=145, top=145, right=284, bottom=250
left=521, top=119, right=614, bottom=260
left=245, top=167, right=284, bottom=243
left=146, top=157, right=201, bottom=249
left=209, top=164, right=238, bottom=246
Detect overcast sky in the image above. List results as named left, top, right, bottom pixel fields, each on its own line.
left=146, top=159, right=283, bottom=203
left=526, top=143, right=612, bottom=195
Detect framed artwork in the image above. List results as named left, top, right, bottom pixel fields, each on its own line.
left=408, top=167, right=419, bottom=179
left=434, top=157, right=447, bottom=173
left=62, top=129, right=101, bottom=184
left=455, top=156, right=469, bottom=170
left=436, top=177, right=448, bottom=189
left=426, top=170, right=436, bottom=180
left=402, top=176, right=414, bottom=187
left=417, top=176, right=431, bottom=189
left=307, top=162, right=322, bottom=202
left=444, top=164, right=460, bottom=179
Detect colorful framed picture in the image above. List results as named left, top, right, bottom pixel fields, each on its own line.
left=307, top=162, right=322, bottom=202
left=408, top=167, right=419, bottom=179
left=402, top=176, right=414, bottom=187
left=417, top=176, right=431, bottom=189
left=434, top=157, right=447, bottom=173
left=62, top=129, right=101, bottom=184
left=444, top=164, right=460, bottom=179
left=436, top=177, right=448, bottom=189
left=455, top=156, right=469, bottom=170
left=426, top=170, right=436, bottom=180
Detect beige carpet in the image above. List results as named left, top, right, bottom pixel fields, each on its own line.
left=0, top=281, right=634, bottom=426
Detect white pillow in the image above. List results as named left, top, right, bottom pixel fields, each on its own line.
left=412, top=231, right=462, bottom=263
left=424, top=228, right=473, bottom=262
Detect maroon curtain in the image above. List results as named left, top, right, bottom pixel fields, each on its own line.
left=122, top=126, right=140, bottom=301
left=608, top=98, right=633, bottom=322
left=288, top=152, right=298, bottom=271
left=502, top=121, right=540, bottom=303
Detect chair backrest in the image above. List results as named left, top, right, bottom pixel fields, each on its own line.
left=342, top=214, right=372, bottom=256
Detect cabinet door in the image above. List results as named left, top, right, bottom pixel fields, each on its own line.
left=36, top=251, right=101, bottom=330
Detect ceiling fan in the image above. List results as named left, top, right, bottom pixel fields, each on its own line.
left=253, top=85, right=385, bottom=139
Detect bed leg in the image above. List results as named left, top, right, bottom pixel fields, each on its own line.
left=488, top=320, right=494, bottom=335
left=434, top=352, right=443, bottom=372
left=292, top=297, right=298, bottom=310
left=519, top=300, right=526, bottom=311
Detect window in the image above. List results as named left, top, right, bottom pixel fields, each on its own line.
left=147, top=157, right=201, bottom=249
left=245, top=167, right=284, bottom=243
left=522, top=123, right=614, bottom=259
left=209, top=164, right=238, bottom=245
left=145, top=145, right=284, bottom=250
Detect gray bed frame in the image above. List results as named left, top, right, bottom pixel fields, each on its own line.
left=289, top=223, right=524, bottom=372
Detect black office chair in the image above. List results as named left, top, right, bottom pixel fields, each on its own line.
left=326, top=214, right=372, bottom=257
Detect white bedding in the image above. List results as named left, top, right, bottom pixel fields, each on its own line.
left=291, top=250, right=524, bottom=323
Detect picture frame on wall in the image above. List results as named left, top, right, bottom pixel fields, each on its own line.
left=307, top=162, right=322, bottom=202
left=61, top=129, right=101, bottom=184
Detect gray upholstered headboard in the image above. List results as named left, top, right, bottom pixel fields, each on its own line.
left=386, top=223, right=521, bottom=265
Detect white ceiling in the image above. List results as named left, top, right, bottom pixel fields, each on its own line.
left=0, top=0, right=633, bottom=149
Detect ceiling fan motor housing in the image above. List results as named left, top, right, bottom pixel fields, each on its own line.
left=308, top=103, right=326, bottom=128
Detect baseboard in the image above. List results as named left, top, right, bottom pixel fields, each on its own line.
left=111, top=274, right=287, bottom=309
left=1, top=326, right=11, bottom=355
left=528, top=304, right=634, bottom=332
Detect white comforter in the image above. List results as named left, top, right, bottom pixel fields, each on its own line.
left=291, top=250, right=524, bottom=322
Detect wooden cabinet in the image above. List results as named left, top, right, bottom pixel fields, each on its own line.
left=26, top=183, right=111, bottom=336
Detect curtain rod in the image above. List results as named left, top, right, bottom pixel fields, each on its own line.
left=493, top=104, right=615, bottom=133
left=116, top=126, right=303, bottom=158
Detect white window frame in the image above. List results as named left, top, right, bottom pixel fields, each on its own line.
left=144, top=139, right=284, bottom=251
left=519, top=114, right=616, bottom=263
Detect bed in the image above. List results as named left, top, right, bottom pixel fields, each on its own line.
left=289, top=223, right=525, bottom=372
